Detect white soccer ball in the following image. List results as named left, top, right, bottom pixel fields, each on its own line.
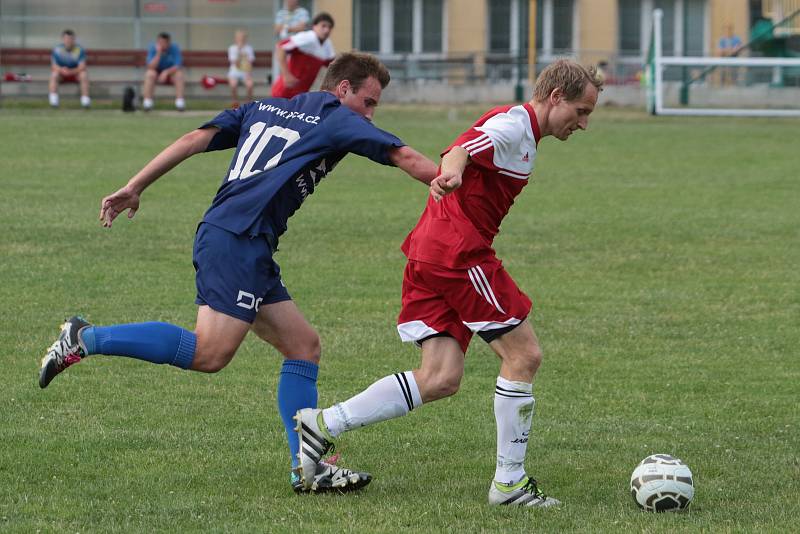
left=630, top=454, right=694, bottom=512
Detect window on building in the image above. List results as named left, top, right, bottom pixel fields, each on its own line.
left=619, top=0, right=641, bottom=56
left=393, top=0, right=414, bottom=52
left=489, top=0, right=513, bottom=52
left=619, top=0, right=707, bottom=59
left=422, top=0, right=444, bottom=52
left=535, top=0, right=543, bottom=50
left=551, top=0, right=574, bottom=52
left=354, top=0, right=381, bottom=52
left=524, top=0, right=575, bottom=58
left=354, top=0, right=443, bottom=54
left=519, top=0, right=530, bottom=53
left=684, top=0, right=706, bottom=56
left=655, top=0, right=675, bottom=54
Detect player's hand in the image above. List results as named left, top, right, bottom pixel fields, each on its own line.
left=157, top=71, right=170, bottom=84
left=284, top=73, right=299, bottom=88
left=429, top=171, right=462, bottom=202
left=100, top=185, right=140, bottom=228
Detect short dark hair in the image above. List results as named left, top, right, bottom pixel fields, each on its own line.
left=312, top=12, right=334, bottom=27
left=62, top=29, right=75, bottom=37
left=320, top=52, right=390, bottom=91
left=158, top=32, right=171, bottom=41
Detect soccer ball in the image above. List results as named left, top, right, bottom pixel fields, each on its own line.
left=630, top=454, right=694, bottom=512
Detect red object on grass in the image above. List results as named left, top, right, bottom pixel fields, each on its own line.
left=4, top=72, right=32, bottom=82
left=201, top=74, right=228, bottom=89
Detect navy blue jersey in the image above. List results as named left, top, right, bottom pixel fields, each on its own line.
left=199, top=91, right=405, bottom=239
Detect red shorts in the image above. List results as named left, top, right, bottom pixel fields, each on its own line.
left=59, top=74, right=79, bottom=83
left=397, top=258, right=532, bottom=353
left=158, top=73, right=175, bottom=85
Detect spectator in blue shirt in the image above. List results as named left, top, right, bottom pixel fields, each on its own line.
left=49, top=29, right=91, bottom=108
left=718, top=25, right=743, bottom=85
left=143, top=32, right=186, bottom=111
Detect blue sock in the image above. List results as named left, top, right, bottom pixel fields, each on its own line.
left=80, top=322, right=196, bottom=369
left=278, top=359, right=319, bottom=468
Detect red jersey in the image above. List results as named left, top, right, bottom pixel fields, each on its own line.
left=271, top=30, right=335, bottom=99
left=401, top=103, right=541, bottom=269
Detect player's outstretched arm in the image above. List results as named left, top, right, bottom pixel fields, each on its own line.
left=100, top=127, right=219, bottom=227
left=429, top=146, right=468, bottom=202
left=388, top=146, right=439, bottom=186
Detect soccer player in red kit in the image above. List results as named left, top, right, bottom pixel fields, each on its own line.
left=271, top=12, right=335, bottom=99
left=294, top=59, right=603, bottom=505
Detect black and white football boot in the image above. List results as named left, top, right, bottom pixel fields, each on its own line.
left=488, top=476, right=561, bottom=507
left=294, top=408, right=372, bottom=493
left=39, top=315, right=91, bottom=388
left=291, top=457, right=372, bottom=494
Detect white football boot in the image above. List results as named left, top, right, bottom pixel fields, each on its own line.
left=488, top=477, right=561, bottom=507
left=294, top=408, right=372, bottom=492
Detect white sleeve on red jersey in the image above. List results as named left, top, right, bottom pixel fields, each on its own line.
left=281, top=30, right=316, bottom=52
left=457, top=111, right=531, bottom=178
left=321, top=40, right=336, bottom=61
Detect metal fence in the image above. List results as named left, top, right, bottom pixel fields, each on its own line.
left=0, top=0, right=275, bottom=51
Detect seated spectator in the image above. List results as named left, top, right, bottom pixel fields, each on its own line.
left=227, top=30, right=255, bottom=108
left=271, top=12, right=335, bottom=99
left=143, top=32, right=185, bottom=111
left=49, top=29, right=90, bottom=109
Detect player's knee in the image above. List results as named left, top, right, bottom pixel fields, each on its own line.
left=192, top=342, right=236, bottom=373
left=272, top=330, right=321, bottom=362
left=192, top=352, right=233, bottom=373
left=516, top=343, right=542, bottom=376
left=421, top=372, right=462, bottom=400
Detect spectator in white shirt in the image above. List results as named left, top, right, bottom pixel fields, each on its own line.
left=228, top=30, right=256, bottom=107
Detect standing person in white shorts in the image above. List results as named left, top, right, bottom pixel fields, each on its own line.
left=228, top=30, right=256, bottom=108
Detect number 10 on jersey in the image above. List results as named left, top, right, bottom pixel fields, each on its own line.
left=228, top=122, right=301, bottom=181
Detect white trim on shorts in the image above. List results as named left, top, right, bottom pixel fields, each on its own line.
left=462, top=317, right=522, bottom=333
left=397, top=320, right=439, bottom=345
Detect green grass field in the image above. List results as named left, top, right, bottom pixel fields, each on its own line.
left=1, top=105, right=798, bottom=533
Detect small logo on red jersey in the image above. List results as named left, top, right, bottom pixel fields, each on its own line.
left=522, top=152, right=529, bottom=162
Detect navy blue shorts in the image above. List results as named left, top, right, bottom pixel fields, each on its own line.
left=193, top=223, right=291, bottom=323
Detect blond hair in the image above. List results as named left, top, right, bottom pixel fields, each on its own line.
left=533, top=59, right=604, bottom=102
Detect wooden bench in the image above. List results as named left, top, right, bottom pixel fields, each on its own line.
left=1, top=47, right=271, bottom=69
left=1, top=47, right=272, bottom=96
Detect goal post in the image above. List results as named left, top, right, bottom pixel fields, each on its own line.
left=647, top=9, right=800, bottom=117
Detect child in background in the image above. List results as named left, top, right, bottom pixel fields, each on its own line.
left=228, top=30, right=255, bottom=108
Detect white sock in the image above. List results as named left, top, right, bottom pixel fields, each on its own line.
left=494, top=376, right=534, bottom=486
left=80, top=95, right=91, bottom=107
left=49, top=93, right=59, bottom=107
left=175, top=97, right=185, bottom=110
left=143, top=98, right=154, bottom=109
left=322, top=371, right=422, bottom=437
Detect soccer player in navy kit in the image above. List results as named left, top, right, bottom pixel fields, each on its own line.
left=39, top=53, right=459, bottom=493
